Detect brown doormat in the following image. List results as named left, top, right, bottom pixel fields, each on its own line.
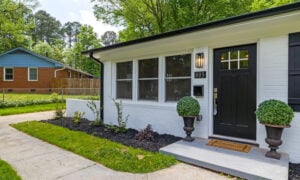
left=207, top=139, right=251, bottom=153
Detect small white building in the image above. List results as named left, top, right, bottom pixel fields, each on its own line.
left=83, top=3, right=300, bottom=163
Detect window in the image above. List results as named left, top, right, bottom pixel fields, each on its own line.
left=138, top=58, right=158, bottom=101
left=28, top=68, right=38, bottom=81
left=165, top=54, right=191, bottom=101
left=4, top=67, right=13, bottom=81
left=220, top=50, right=249, bottom=70
left=116, top=61, right=132, bottom=99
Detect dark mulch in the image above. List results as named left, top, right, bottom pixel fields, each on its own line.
left=289, top=163, right=300, bottom=180
left=42, top=118, right=181, bottom=152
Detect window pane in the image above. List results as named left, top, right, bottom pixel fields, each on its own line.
left=231, top=61, right=238, bottom=70
left=230, top=51, right=238, bottom=60
left=240, top=60, right=249, bottom=69
left=29, top=68, right=37, bottom=80
left=240, top=50, right=249, bottom=59
left=221, top=52, right=228, bottom=61
left=221, top=62, right=229, bottom=70
left=139, top=80, right=158, bottom=100
left=116, top=81, right=132, bottom=99
left=139, top=58, right=158, bottom=78
left=5, top=68, right=13, bottom=80
left=117, top=61, right=132, bottom=79
left=166, top=79, right=191, bottom=101
left=166, top=54, right=191, bottom=77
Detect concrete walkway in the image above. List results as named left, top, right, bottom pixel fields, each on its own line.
left=0, top=111, right=228, bottom=180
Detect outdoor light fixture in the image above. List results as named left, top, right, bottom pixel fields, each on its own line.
left=195, top=53, right=204, bottom=68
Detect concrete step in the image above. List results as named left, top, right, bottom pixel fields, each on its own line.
left=160, top=138, right=289, bottom=180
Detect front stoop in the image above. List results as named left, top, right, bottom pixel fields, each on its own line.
left=160, top=138, right=289, bottom=180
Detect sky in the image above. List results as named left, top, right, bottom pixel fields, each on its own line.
left=37, top=0, right=121, bottom=37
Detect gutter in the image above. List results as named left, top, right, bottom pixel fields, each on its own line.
left=89, top=52, right=104, bottom=120
left=54, top=66, right=66, bottom=78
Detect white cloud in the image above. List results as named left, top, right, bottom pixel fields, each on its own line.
left=79, top=10, right=121, bottom=37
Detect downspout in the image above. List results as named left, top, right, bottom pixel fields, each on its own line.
left=89, top=52, right=104, bottom=120
left=54, top=66, right=66, bottom=78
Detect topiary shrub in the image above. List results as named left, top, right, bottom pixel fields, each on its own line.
left=256, top=99, right=294, bottom=126
left=176, top=96, right=200, bottom=117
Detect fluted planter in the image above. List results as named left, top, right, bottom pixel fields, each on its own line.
left=264, top=124, right=290, bottom=160
left=183, top=117, right=196, bottom=142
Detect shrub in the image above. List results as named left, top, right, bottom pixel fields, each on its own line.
left=73, top=111, right=85, bottom=125
left=135, top=124, right=155, bottom=141
left=176, top=96, right=200, bottom=117
left=256, top=99, right=294, bottom=126
left=112, top=99, right=129, bottom=133
left=87, top=100, right=102, bottom=125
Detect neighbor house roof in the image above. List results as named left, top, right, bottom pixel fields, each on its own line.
left=82, top=2, right=300, bottom=56
left=0, top=47, right=93, bottom=77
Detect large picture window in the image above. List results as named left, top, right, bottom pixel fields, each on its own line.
left=116, top=61, right=132, bottom=99
left=138, top=58, right=158, bottom=101
left=28, top=68, right=38, bottom=81
left=165, top=54, right=191, bottom=101
left=4, top=67, right=13, bottom=81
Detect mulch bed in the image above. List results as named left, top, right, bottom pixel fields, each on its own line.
left=42, top=118, right=181, bottom=152
left=41, top=118, right=300, bottom=179
left=289, top=163, right=300, bottom=180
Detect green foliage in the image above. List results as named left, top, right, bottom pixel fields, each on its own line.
left=73, top=111, right=85, bottom=125
left=53, top=93, right=65, bottom=119
left=12, top=121, right=177, bottom=173
left=112, top=98, right=129, bottom=133
left=92, top=0, right=297, bottom=41
left=0, top=159, right=21, bottom=180
left=256, top=99, right=294, bottom=126
left=87, top=100, right=102, bottom=125
left=176, top=96, right=200, bottom=117
left=0, top=0, right=35, bottom=52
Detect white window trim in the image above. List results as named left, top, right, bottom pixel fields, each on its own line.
left=28, top=67, right=38, bottom=81
left=115, top=61, right=133, bottom=100
left=3, top=67, right=14, bottom=81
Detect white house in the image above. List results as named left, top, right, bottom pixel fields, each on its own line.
left=83, top=3, right=300, bottom=163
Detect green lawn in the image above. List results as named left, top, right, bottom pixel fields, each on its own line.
left=0, top=103, right=65, bottom=116
left=11, top=121, right=177, bottom=173
left=0, top=159, right=21, bottom=180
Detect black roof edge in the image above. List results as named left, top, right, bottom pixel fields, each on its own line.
left=82, top=2, right=300, bottom=55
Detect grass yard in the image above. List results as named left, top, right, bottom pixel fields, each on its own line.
left=11, top=121, right=177, bottom=173
left=0, top=103, right=65, bottom=116
left=0, top=159, right=21, bottom=180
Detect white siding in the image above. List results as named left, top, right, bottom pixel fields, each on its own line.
left=258, top=36, right=300, bottom=163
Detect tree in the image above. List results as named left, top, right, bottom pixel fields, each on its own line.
left=0, top=0, right=35, bottom=52
left=32, top=10, right=63, bottom=45
left=62, top=21, right=82, bottom=47
left=32, top=41, right=64, bottom=62
left=65, top=25, right=101, bottom=75
left=101, top=31, right=118, bottom=46
left=92, top=0, right=296, bottom=41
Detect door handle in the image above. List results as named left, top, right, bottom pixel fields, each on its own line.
left=213, top=88, right=218, bottom=116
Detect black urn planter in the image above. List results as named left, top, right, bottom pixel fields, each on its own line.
left=264, top=124, right=290, bottom=160
left=182, top=117, right=196, bottom=142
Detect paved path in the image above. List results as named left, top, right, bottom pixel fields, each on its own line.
left=0, top=111, right=228, bottom=180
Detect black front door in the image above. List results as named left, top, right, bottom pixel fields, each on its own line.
left=213, top=44, right=257, bottom=140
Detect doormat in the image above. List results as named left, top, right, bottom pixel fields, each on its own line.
left=207, top=139, right=251, bottom=153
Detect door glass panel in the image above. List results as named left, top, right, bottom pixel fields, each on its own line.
left=230, top=51, right=238, bottom=60
left=221, top=53, right=228, bottom=61
left=240, top=60, right=249, bottom=69
left=240, top=50, right=249, bottom=59
left=231, top=61, right=238, bottom=70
